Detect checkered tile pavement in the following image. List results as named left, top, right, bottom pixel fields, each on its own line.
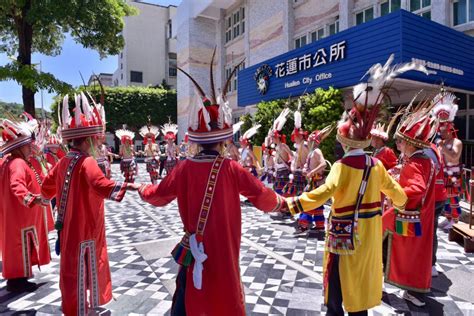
left=0, top=163, right=473, bottom=315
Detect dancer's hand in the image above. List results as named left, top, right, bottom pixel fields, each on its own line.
left=127, top=183, right=142, bottom=191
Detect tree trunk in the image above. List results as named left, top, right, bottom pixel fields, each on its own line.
left=16, top=0, right=35, bottom=117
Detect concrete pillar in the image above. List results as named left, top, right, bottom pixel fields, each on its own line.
left=431, top=0, right=450, bottom=26
left=283, top=0, right=294, bottom=52
left=176, top=16, right=219, bottom=141
left=339, top=0, right=354, bottom=31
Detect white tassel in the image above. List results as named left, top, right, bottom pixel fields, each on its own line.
left=294, top=110, right=302, bottom=129
left=80, top=92, right=92, bottom=121
left=74, top=94, right=82, bottom=127
left=62, top=95, right=70, bottom=129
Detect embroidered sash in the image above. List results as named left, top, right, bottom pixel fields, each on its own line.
left=327, top=155, right=373, bottom=255
left=171, top=156, right=225, bottom=289
left=54, top=152, right=84, bottom=255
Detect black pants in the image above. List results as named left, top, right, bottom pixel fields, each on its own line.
left=171, top=266, right=187, bottom=316
left=432, top=200, right=446, bottom=266
left=327, top=255, right=368, bottom=316
left=159, top=159, right=166, bottom=177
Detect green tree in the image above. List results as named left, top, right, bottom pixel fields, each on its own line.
left=50, top=86, right=177, bottom=135
left=241, top=87, right=344, bottom=162
left=0, top=0, right=137, bottom=117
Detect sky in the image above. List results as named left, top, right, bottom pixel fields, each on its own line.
left=0, top=0, right=182, bottom=111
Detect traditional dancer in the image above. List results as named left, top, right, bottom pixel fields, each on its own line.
left=239, top=124, right=261, bottom=176
left=272, top=108, right=292, bottom=196
left=260, top=135, right=275, bottom=184
left=162, top=119, right=179, bottom=176
left=295, top=124, right=334, bottom=234
left=283, top=105, right=309, bottom=197
left=138, top=52, right=284, bottom=316
left=115, top=126, right=137, bottom=183
left=432, top=92, right=463, bottom=229
left=0, top=116, right=51, bottom=292
left=226, top=122, right=243, bottom=162
left=370, top=123, right=398, bottom=170
left=140, top=119, right=161, bottom=184
left=96, top=140, right=115, bottom=179
left=41, top=93, right=138, bottom=315
left=44, top=133, right=67, bottom=168
left=287, top=55, right=428, bottom=314
left=383, top=97, right=438, bottom=307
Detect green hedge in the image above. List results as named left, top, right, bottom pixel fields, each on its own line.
left=50, top=86, right=177, bottom=134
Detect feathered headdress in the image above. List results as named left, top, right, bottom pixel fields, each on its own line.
left=161, top=118, right=179, bottom=141
left=178, top=46, right=244, bottom=144
left=115, top=127, right=135, bottom=145
left=395, top=95, right=439, bottom=148
left=58, top=91, right=106, bottom=140
left=0, top=112, right=38, bottom=155
left=337, top=54, right=433, bottom=149
left=272, top=108, right=290, bottom=143
left=432, top=91, right=458, bottom=134
left=240, top=124, right=261, bottom=145
left=140, top=116, right=160, bottom=144
left=308, top=123, right=336, bottom=146
left=291, top=99, right=308, bottom=142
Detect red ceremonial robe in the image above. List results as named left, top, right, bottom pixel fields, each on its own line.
left=139, top=153, right=284, bottom=316
left=0, top=156, right=51, bottom=279
left=383, top=150, right=435, bottom=292
left=41, top=150, right=127, bottom=315
left=374, top=146, right=397, bottom=170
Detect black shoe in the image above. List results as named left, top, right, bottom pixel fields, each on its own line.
left=6, top=278, right=38, bottom=293
left=293, top=226, right=309, bottom=236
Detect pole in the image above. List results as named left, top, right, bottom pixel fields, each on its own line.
left=40, top=60, right=45, bottom=119
left=470, top=167, right=473, bottom=230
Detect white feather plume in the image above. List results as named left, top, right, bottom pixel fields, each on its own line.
left=80, top=92, right=92, bottom=121
left=233, top=121, right=244, bottom=135
left=273, top=108, right=290, bottom=132
left=139, top=125, right=160, bottom=137
left=432, top=92, right=458, bottom=122
left=161, top=122, right=179, bottom=136
left=355, top=54, right=435, bottom=107
left=74, top=93, right=82, bottom=127
left=115, top=129, right=135, bottom=140
left=61, top=95, right=70, bottom=129
left=294, top=109, right=302, bottom=130
left=243, top=124, right=261, bottom=140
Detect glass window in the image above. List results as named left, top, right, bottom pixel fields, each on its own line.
left=454, top=115, right=466, bottom=139
left=225, top=7, right=245, bottom=43
left=456, top=92, right=467, bottom=110
left=453, top=0, right=468, bottom=25
left=356, top=7, right=374, bottom=25
left=130, top=71, right=143, bottom=83
left=366, top=8, right=374, bottom=21
left=421, top=11, right=431, bottom=19
left=411, top=0, right=421, bottom=11
left=310, top=28, right=325, bottom=42
left=469, top=115, right=474, bottom=139
left=329, top=21, right=339, bottom=35
left=381, top=2, right=389, bottom=16
left=295, top=35, right=307, bottom=48
left=381, top=0, right=401, bottom=16
left=356, top=12, right=364, bottom=25
left=469, top=94, right=474, bottom=109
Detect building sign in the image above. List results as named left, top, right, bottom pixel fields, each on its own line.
left=274, top=41, right=346, bottom=79
left=238, top=10, right=474, bottom=107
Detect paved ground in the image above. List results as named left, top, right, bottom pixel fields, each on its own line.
left=1, top=163, right=473, bottom=315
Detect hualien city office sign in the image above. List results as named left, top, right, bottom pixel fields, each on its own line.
left=238, top=10, right=474, bottom=107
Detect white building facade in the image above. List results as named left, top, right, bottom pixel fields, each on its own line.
left=175, top=0, right=474, bottom=144
left=113, top=1, right=178, bottom=88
